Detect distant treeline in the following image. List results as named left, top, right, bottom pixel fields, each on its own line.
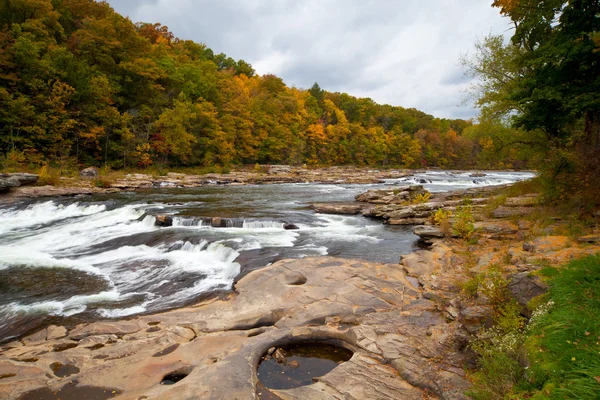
left=0, top=0, right=526, bottom=170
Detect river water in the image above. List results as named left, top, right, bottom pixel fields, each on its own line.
left=0, top=170, right=534, bottom=342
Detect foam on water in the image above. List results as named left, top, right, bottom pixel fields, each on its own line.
left=0, top=201, right=106, bottom=235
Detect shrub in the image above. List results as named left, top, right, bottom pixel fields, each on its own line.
left=37, top=164, right=61, bottom=186
left=412, top=192, right=432, bottom=204
left=453, top=205, right=475, bottom=240
left=431, top=208, right=453, bottom=236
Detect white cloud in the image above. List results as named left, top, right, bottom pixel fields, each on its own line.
left=107, top=0, right=512, bottom=119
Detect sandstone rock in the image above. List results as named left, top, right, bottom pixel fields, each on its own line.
left=507, top=273, right=548, bottom=316
left=47, top=325, right=68, bottom=341
left=474, top=221, right=519, bottom=236
left=387, top=217, right=429, bottom=226
left=268, top=165, right=292, bottom=174
left=492, top=206, right=531, bottom=218
left=155, top=215, right=173, bottom=227
left=460, top=306, right=493, bottom=333
left=0, top=173, right=39, bottom=187
left=504, top=196, right=538, bottom=207
left=0, top=257, right=471, bottom=399
left=0, top=175, right=21, bottom=192
left=412, top=225, right=445, bottom=241
left=310, top=203, right=364, bottom=215
left=80, top=166, right=100, bottom=179
left=577, top=234, right=600, bottom=244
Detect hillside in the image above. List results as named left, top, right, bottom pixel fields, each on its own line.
left=0, top=0, right=524, bottom=171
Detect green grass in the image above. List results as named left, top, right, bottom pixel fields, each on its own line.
left=515, top=254, right=600, bottom=399
left=467, top=254, right=600, bottom=400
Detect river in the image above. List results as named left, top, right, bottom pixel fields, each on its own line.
left=0, top=170, right=534, bottom=342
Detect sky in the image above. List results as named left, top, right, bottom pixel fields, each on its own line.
left=105, top=0, right=512, bottom=120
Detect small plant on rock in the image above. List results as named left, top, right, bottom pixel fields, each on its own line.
left=431, top=208, right=453, bottom=236
left=411, top=192, right=431, bottom=204
left=453, top=205, right=475, bottom=240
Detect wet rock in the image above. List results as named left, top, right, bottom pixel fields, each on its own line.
left=155, top=215, right=173, bottom=227
left=0, top=257, right=471, bottom=399
left=283, top=223, right=299, bottom=230
left=469, top=173, right=487, bottom=177
left=80, top=166, right=100, bottom=179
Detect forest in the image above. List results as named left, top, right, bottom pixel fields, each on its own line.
left=0, top=0, right=528, bottom=172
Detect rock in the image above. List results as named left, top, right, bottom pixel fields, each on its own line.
left=491, top=206, right=531, bottom=218
left=507, top=273, right=548, bottom=316
left=474, top=221, right=519, bottom=236
left=155, top=215, right=173, bottom=227
left=504, top=196, right=538, bottom=207
left=523, top=242, right=534, bottom=252
left=470, top=173, right=487, bottom=177
left=79, top=166, right=100, bottom=179
left=577, top=234, right=600, bottom=244
left=0, top=173, right=39, bottom=186
left=211, top=217, right=224, bottom=227
left=460, top=306, right=493, bottom=333
left=412, top=225, right=445, bottom=240
left=387, top=218, right=429, bottom=226
left=0, top=257, right=471, bottom=399
left=0, top=175, right=21, bottom=192
left=310, top=203, right=364, bottom=215
left=268, top=165, right=292, bottom=174
left=284, top=223, right=299, bottom=230
left=46, top=325, right=67, bottom=341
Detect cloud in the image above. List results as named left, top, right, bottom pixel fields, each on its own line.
left=107, top=0, right=511, bottom=119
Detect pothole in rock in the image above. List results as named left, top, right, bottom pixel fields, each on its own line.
left=257, top=342, right=353, bottom=394
left=50, top=362, right=80, bottom=378
left=17, top=381, right=121, bottom=400
left=160, top=373, right=188, bottom=385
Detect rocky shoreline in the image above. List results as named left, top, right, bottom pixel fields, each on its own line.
left=1, top=171, right=598, bottom=399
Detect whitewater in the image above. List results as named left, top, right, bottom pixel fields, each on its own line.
left=0, top=170, right=534, bottom=341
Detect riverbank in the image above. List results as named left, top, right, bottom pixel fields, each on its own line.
left=0, top=166, right=534, bottom=202
left=1, top=173, right=597, bottom=399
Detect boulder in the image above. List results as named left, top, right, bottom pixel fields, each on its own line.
left=155, top=215, right=173, bottom=227
left=0, top=175, right=21, bottom=192
left=1, top=173, right=39, bottom=186
left=283, top=223, right=299, bottom=230
left=80, top=166, right=100, bottom=179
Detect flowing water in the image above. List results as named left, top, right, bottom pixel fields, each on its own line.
left=0, top=170, right=534, bottom=342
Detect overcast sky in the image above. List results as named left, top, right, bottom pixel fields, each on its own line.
left=105, top=0, right=511, bottom=119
